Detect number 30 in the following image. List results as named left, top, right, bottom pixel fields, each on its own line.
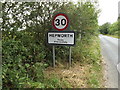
left=55, top=19, right=66, bottom=26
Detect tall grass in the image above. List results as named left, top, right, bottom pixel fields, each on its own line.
left=73, top=35, right=103, bottom=88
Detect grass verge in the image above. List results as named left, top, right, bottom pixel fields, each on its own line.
left=85, top=36, right=104, bottom=88
left=44, top=36, right=104, bottom=88
left=106, top=34, right=120, bottom=39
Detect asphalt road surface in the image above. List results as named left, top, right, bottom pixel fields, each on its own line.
left=99, top=34, right=119, bottom=88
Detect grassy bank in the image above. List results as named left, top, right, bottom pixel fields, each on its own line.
left=44, top=36, right=104, bottom=88
left=2, top=34, right=104, bottom=88
left=74, top=36, right=104, bottom=88
left=85, top=36, right=104, bottom=88
left=2, top=1, right=100, bottom=88
left=105, top=34, right=120, bottom=39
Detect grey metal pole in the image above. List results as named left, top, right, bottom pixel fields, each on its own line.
left=53, top=46, right=55, bottom=67
left=69, top=46, right=72, bottom=67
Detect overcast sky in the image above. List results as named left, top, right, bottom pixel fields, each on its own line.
left=98, top=0, right=120, bottom=25
left=72, top=0, right=120, bottom=25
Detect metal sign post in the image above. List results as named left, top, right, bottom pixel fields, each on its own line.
left=53, top=46, right=55, bottom=67
left=47, top=13, right=75, bottom=67
left=69, top=46, right=72, bottom=67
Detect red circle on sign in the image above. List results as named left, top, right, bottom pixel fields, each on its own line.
left=52, top=13, right=69, bottom=31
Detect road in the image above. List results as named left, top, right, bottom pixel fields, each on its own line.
left=99, top=34, right=119, bottom=88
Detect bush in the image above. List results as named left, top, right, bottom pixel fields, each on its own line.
left=2, top=1, right=99, bottom=88
left=73, top=35, right=100, bottom=64
left=2, top=31, right=68, bottom=88
left=2, top=31, right=47, bottom=88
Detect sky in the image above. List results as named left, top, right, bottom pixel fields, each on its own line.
left=71, top=0, right=120, bottom=25
left=98, top=0, right=120, bottom=25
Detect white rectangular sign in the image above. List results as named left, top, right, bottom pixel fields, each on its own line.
left=47, top=31, right=75, bottom=46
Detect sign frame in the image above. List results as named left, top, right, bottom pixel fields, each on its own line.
left=47, top=31, right=75, bottom=46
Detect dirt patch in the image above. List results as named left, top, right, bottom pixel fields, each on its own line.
left=44, top=63, right=90, bottom=88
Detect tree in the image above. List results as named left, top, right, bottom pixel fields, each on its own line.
left=2, top=1, right=100, bottom=88
left=99, top=22, right=111, bottom=34
left=109, top=21, right=118, bottom=35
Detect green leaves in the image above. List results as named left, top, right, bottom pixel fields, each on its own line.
left=2, top=32, right=47, bottom=88
left=2, top=1, right=100, bottom=88
left=109, top=22, right=118, bottom=35
left=99, top=22, right=111, bottom=34
left=99, top=21, right=118, bottom=36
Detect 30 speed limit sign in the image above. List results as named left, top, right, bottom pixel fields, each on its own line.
left=52, top=13, right=69, bottom=31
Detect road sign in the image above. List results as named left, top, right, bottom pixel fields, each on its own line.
left=48, top=13, right=75, bottom=67
left=52, top=13, right=69, bottom=31
left=47, top=31, right=75, bottom=46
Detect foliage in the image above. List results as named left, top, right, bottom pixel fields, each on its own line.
left=109, top=21, right=118, bottom=36
left=67, top=36, right=103, bottom=88
left=98, top=22, right=111, bottom=35
left=118, top=18, right=120, bottom=38
left=2, top=1, right=100, bottom=88
left=2, top=34, right=45, bottom=88
left=86, top=36, right=103, bottom=88
left=99, top=21, right=119, bottom=38
left=73, top=35, right=101, bottom=64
